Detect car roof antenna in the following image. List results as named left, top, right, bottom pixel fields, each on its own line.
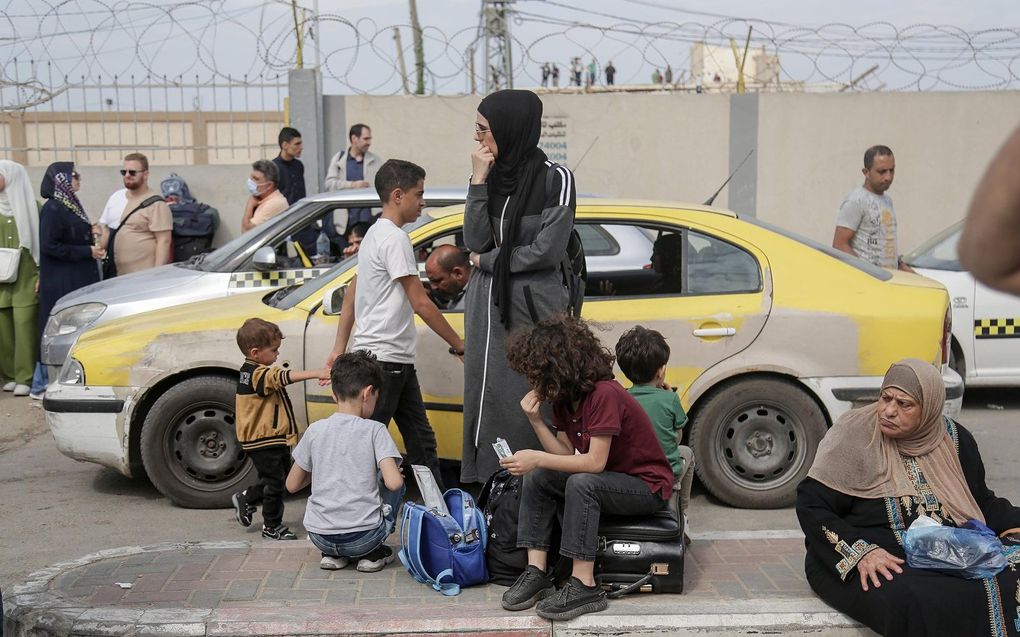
left=704, top=148, right=754, bottom=206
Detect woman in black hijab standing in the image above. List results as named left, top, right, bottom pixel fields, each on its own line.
left=461, top=89, right=577, bottom=483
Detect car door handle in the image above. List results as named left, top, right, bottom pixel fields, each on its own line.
left=693, top=327, right=736, bottom=337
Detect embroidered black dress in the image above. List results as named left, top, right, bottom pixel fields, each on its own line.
left=797, top=421, right=1020, bottom=637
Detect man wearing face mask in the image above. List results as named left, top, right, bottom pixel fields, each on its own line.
left=241, top=159, right=288, bottom=232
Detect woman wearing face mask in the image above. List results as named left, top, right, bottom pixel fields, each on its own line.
left=241, top=159, right=288, bottom=232
left=0, top=160, right=40, bottom=397
left=460, top=89, right=578, bottom=484
left=34, top=162, right=104, bottom=398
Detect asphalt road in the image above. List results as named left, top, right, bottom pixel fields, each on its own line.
left=2, top=388, right=1018, bottom=588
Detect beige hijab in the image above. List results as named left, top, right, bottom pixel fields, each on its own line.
left=0, top=160, right=40, bottom=265
left=808, top=358, right=983, bottom=525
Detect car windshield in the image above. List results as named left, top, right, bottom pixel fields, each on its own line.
left=271, top=212, right=438, bottom=310
left=183, top=203, right=299, bottom=272
left=903, top=221, right=963, bottom=272
left=742, top=216, right=893, bottom=281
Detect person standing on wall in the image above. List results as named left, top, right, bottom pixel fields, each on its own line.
left=461, top=89, right=577, bottom=484
left=832, top=145, right=913, bottom=272
left=605, top=61, right=616, bottom=86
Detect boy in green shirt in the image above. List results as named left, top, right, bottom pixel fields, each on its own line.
left=615, top=326, right=694, bottom=544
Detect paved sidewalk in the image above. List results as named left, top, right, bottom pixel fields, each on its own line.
left=4, top=534, right=876, bottom=636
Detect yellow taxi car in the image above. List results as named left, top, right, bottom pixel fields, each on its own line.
left=44, top=200, right=962, bottom=509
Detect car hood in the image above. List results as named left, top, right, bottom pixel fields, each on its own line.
left=52, top=264, right=207, bottom=312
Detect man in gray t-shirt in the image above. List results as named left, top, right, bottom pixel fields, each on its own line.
left=833, top=145, right=912, bottom=272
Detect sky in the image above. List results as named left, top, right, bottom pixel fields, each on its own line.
left=1, top=0, right=1018, bottom=110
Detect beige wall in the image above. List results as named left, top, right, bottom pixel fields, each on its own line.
left=756, top=92, right=1020, bottom=251
left=26, top=164, right=251, bottom=247
left=341, top=93, right=732, bottom=208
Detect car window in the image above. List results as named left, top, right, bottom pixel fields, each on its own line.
left=687, top=230, right=761, bottom=294
left=575, top=224, right=619, bottom=256
left=903, top=221, right=963, bottom=272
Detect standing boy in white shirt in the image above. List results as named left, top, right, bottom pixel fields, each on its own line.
left=325, top=159, right=464, bottom=490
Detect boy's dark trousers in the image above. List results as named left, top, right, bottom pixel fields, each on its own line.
left=241, top=446, right=290, bottom=529
left=372, top=361, right=446, bottom=491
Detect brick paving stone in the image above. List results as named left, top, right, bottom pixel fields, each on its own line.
left=711, top=580, right=751, bottom=599
left=325, top=590, right=358, bottom=604
left=121, top=591, right=191, bottom=604
left=164, top=579, right=228, bottom=592
left=736, top=572, right=779, bottom=594
left=296, top=566, right=332, bottom=580
left=358, top=580, right=395, bottom=598
left=131, top=573, right=173, bottom=593
left=210, top=555, right=246, bottom=571
left=89, top=586, right=128, bottom=604
left=122, top=554, right=158, bottom=566
left=170, top=564, right=212, bottom=582
left=294, top=578, right=358, bottom=591
left=259, top=589, right=326, bottom=602
left=205, top=570, right=269, bottom=581
left=222, top=581, right=260, bottom=602
left=188, top=591, right=226, bottom=607
left=113, top=563, right=179, bottom=576
left=265, top=572, right=300, bottom=589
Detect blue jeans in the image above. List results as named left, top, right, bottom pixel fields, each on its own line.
left=30, top=362, right=48, bottom=395
left=308, top=483, right=405, bottom=558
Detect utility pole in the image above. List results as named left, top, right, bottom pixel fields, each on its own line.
left=479, top=0, right=515, bottom=92
left=291, top=0, right=304, bottom=69
left=393, top=28, right=411, bottom=95
left=409, top=0, right=426, bottom=94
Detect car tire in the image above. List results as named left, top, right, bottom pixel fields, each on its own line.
left=690, top=377, right=827, bottom=509
left=140, top=375, right=255, bottom=509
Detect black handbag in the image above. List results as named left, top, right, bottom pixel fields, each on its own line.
left=594, top=489, right=686, bottom=596
left=103, top=195, right=163, bottom=279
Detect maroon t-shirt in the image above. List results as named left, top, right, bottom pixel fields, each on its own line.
left=552, top=379, right=675, bottom=499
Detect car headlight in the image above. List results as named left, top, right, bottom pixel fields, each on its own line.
left=44, top=303, right=106, bottom=338
left=59, top=358, right=85, bottom=385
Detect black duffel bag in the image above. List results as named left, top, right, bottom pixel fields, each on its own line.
left=171, top=202, right=219, bottom=262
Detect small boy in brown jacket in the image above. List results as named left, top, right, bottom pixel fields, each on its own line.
left=232, top=317, right=328, bottom=540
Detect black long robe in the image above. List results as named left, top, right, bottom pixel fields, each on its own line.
left=797, top=421, right=1020, bottom=637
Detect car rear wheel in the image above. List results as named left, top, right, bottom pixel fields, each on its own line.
left=140, top=375, right=254, bottom=508
left=690, top=377, right=827, bottom=509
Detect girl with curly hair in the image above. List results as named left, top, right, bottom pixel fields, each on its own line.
left=498, top=314, right=674, bottom=621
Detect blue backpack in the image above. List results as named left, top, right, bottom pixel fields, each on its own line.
left=398, top=488, right=488, bottom=596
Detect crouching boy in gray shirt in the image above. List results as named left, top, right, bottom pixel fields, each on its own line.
left=286, top=350, right=405, bottom=572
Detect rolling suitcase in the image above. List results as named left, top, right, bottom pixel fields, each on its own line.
left=594, top=489, right=685, bottom=596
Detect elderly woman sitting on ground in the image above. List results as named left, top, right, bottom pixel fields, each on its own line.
left=797, top=358, right=1020, bottom=637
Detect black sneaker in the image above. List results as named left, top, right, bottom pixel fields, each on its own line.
left=501, top=565, right=556, bottom=611
left=262, top=525, right=297, bottom=540
left=356, top=545, right=394, bottom=572
left=535, top=576, right=608, bottom=621
left=231, top=491, right=256, bottom=528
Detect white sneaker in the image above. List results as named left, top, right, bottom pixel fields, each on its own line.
left=13, top=384, right=30, bottom=396
left=320, top=554, right=350, bottom=570
left=29, top=391, right=44, bottom=400
left=2, top=381, right=14, bottom=392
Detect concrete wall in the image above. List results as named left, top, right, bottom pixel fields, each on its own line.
left=326, top=91, right=1020, bottom=252
left=756, top=91, right=1020, bottom=250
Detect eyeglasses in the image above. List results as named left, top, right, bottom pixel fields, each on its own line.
left=474, top=124, right=491, bottom=135
left=120, top=169, right=144, bottom=176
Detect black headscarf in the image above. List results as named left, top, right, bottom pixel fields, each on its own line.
left=41, top=161, right=74, bottom=199
left=477, top=89, right=548, bottom=326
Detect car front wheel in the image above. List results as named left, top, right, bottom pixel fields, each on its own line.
left=690, top=377, right=827, bottom=509
left=139, top=375, right=254, bottom=508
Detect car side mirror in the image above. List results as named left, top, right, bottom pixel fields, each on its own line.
left=322, top=284, right=346, bottom=316
left=253, top=246, right=277, bottom=271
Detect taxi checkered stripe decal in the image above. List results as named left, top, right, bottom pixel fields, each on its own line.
left=229, top=268, right=329, bottom=289
left=974, top=318, right=1020, bottom=339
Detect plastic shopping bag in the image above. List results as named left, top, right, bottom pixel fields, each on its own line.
left=902, top=515, right=1007, bottom=579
